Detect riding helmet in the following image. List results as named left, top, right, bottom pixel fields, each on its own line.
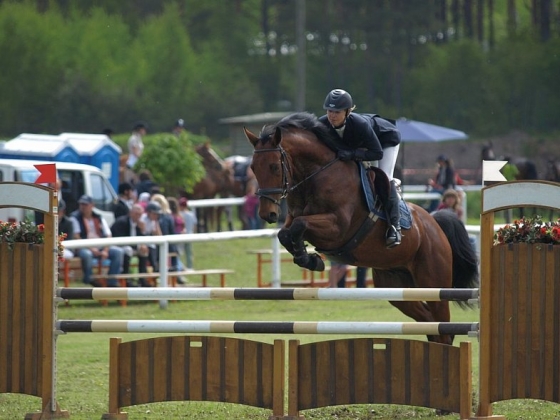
left=323, top=89, right=353, bottom=111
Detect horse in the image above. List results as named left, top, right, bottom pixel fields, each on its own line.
left=244, top=112, right=478, bottom=345
left=185, top=142, right=234, bottom=232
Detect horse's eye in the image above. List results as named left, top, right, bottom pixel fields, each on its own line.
left=271, top=163, right=281, bottom=174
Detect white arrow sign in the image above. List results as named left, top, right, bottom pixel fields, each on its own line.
left=482, top=160, right=507, bottom=183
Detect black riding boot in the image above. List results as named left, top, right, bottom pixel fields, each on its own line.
left=385, top=180, right=402, bottom=248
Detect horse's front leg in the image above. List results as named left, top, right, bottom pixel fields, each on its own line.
left=278, top=213, right=340, bottom=272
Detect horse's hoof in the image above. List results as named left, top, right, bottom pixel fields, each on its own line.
left=293, top=254, right=310, bottom=267
left=310, top=254, right=325, bottom=271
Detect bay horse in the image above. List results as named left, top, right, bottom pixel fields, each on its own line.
left=244, top=112, right=478, bottom=345
left=186, top=142, right=234, bottom=232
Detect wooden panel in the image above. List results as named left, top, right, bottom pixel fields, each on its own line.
left=295, top=338, right=467, bottom=415
left=0, top=244, right=43, bottom=397
left=488, top=244, right=560, bottom=404
left=114, top=336, right=278, bottom=410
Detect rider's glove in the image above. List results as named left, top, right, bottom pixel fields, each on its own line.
left=337, top=150, right=355, bottom=161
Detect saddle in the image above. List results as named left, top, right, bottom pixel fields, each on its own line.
left=358, top=163, right=412, bottom=230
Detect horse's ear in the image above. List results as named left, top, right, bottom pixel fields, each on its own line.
left=271, top=127, right=282, bottom=147
left=244, top=127, right=259, bottom=147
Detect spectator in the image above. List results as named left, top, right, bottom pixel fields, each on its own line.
left=135, top=169, right=158, bottom=197
left=70, top=195, right=123, bottom=287
left=427, top=154, right=456, bottom=212
left=112, top=182, right=134, bottom=219
left=243, top=179, right=260, bottom=230
left=172, top=118, right=185, bottom=136
left=58, top=198, right=74, bottom=259
left=168, top=196, right=185, bottom=234
left=139, top=201, right=163, bottom=271
left=140, top=201, right=183, bottom=283
left=434, top=188, right=463, bottom=219
left=138, top=192, right=151, bottom=210
left=428, top=154, right=456, bottom=193
left=150, top=194, right=181, bottom=272
left=179, top=197, right=197, bottom=270
left=111, top=204, right=151, bottom=287
left=328, top=261, right=348, bottom=288
left=126, top=121, right=147, bottom=169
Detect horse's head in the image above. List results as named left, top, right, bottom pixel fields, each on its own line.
left=244, top=125, right=285, bottom=224
left=196, top=142, right=224, bottom=172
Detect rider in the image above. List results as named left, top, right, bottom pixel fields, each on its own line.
left=318, top=89, right=402, bottom=248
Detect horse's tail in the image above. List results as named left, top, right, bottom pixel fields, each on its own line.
left=432, top=210, right=479, bottom=308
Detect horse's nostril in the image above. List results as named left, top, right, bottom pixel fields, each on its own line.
left=268, top=212, right=278, bottom=223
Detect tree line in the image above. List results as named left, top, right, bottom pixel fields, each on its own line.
left=0, top=0, right=558, bottom=142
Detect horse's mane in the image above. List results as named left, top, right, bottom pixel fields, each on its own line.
left=259, top=112, right=339, bottom=152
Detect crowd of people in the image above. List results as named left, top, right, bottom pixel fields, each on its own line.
left=59, top=179, right=197, bottom=287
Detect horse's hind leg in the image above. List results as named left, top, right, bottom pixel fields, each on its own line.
left=375, top=269, right=453, bottom=345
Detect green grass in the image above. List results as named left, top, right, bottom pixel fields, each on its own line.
left=2, top=237, right=560, bottom=419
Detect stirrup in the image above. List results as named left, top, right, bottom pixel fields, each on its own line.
left=385, top=226, right=402, bottom=249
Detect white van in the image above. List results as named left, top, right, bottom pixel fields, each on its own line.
left=0, top=159, right=118, bottom=225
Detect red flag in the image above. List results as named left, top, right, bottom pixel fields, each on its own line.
left=34, top=163, right=57, bottom=184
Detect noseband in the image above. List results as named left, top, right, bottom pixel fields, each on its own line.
left=253, top=146, right=339, bottom=205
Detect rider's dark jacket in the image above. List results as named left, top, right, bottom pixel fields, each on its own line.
left=319, top=113, right=383, bottom=161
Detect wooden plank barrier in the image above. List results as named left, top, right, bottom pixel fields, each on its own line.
left=102, top=336, right=285, bottom=420
left=288, top=338, right=472, bottom=420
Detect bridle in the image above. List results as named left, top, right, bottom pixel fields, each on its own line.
left=253, top=146, right=339, bottom=205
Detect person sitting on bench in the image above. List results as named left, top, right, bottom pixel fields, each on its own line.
left=111, top=204, right=151, bottom=287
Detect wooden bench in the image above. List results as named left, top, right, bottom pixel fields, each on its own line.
left=280, top=265, right=374, bottom=288
left=104, top=269, right=234, bottom=288
left=248, top=247, right=318, bottom=287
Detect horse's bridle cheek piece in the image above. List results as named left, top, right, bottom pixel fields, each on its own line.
left=253, top=147, right=290, bottom=205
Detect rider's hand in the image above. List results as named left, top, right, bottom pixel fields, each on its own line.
left=337, top=150, right=354, bottom=161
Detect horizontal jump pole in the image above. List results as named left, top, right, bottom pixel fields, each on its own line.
left=56, top=320, right=479, bottom=335
left=56, top=287, right=479, bottom=302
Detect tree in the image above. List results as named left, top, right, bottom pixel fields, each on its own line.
left=134, top=133, right=205, bottom=195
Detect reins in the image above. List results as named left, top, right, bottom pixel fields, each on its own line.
left=253, top=146, right=340, bottom=204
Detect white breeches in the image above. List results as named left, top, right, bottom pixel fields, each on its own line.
left=370, top=144, right=400, bottom=181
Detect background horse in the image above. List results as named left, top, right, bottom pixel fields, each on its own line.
left=185, top=142, right=234, bottom=232
left=245, top=112, right=478, bottom=345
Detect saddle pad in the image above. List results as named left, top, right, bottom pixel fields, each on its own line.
left=359, top=164, right=412, bottom=230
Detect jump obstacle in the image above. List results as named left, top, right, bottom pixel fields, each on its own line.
left=2, top=181, right=560, bottom=419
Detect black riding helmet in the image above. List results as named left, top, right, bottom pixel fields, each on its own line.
left=323, top=89, right=353, bottom=111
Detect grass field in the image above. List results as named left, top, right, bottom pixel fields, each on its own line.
left=2, top=236, right=560, bottom=419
